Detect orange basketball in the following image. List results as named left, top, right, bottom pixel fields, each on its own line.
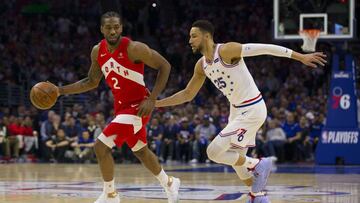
left=30, top=82, right=58, bottom=110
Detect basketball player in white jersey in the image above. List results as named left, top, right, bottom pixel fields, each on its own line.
left=156, top=20, right=326, bottom=202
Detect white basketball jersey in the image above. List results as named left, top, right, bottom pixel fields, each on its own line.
left=201, top=44, right=261, bottom=106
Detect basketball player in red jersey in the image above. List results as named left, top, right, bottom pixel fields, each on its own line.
left=53, top=11, right=180, bottom=203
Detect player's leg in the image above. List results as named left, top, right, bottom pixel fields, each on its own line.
left=130, top=128, right=180, bottom=203
left=93, top=122, right=131, bottom=203
left=208, top=101, right=271, bottom=202
left=230, top=148, right=253, bottom=187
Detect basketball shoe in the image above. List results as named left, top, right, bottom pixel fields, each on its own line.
left=164, top=176, right=180, bottom=203
left=94, top=191, right=120, bottom=203
left=250, top=157, right=272, bottom=193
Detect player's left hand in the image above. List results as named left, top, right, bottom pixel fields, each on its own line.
left=137, top=98, right=155, bottom=117
left=301, top=52, right=327, bottom=68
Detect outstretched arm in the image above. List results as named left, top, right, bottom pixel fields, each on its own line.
left=220, top=42, right=327, bottom=68
left=128, top=41, right=171, bottom=116
left=155, top=59, right=206, bottom=107
left=57, top=45, right=102, bottom=96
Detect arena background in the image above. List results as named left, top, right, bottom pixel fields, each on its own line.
left=0, top=0, right=359, bottom=203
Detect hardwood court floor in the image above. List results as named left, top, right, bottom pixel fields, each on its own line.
left=0, top=163, right=359, bottom=203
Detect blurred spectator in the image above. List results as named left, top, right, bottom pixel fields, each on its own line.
left=63, top=115, right=82, bottom=142
left=176, top=117, right=194, bottom=162
left=22, top=116, right=38, bottom=155
left=161, top=115, right=178, bottom=163
left=0, top=117, right=10, bottom=159
left=193, top=114, right=216, bottom=163
left=71, top=130, right=95, bottom=163
left=44, top=128, right=69, bottom=163
left=7, top=116, right=20, bottom=159
left=147, top=117, right=164, bottom=158
left=263, top=119, right=286, bottom=162
left=308, top=113, right=325, bottom=151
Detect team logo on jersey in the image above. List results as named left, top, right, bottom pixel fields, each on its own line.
left=118, top=52, right=124, bottom=59
left=0, top=181, right=351, bottom=202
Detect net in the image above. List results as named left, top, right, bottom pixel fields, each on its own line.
left=299, top=29, right=321, bottom=52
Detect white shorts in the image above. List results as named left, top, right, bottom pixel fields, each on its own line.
left=217, top=99, right=267, bottom=150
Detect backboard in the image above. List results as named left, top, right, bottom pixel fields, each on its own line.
left=274, top=0, right=356, bottom=40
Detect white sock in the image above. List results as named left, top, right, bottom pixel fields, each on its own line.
left=104, top=179, right=115, bottom=193
left=155, top=169, right=169, bottom=187
left=242, top=156, right=260, bottom=169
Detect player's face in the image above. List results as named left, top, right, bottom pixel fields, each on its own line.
left=101, top=17, right=123, bottom=46
left=189, top=27, right=205, bottom=54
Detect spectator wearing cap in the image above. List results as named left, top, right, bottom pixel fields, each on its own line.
left=176, top=117, right=194, bottom=162
left=193, top=114, right=216, bottom=163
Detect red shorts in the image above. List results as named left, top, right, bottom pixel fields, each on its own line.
left=98, top=106, right=150, bottom=149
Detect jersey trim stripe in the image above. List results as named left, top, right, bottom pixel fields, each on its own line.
left=230, top=143, right=255, bottom=149
left=218, top=44, right=240, bottom=68
left=232, top=96, right=263, bottom=108
left=241, top=93, right=262, bottom=104
left=219, top=129, right=240, bottom=137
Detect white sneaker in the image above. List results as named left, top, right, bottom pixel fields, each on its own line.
left=94, top=191, right=120, bottom=203
left=164, top=176, right=180, bottom=203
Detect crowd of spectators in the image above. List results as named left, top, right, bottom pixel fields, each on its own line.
left=0, top=1, right=359, bottom=164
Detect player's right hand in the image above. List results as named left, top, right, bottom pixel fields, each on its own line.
left=301, top=52, right=327, bottom=68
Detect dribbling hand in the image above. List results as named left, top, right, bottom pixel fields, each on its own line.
left=46, top=81, right=60, bottom=97
left=300, top=52, right=327, bottom=68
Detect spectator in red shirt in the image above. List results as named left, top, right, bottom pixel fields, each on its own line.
left=22, top=116, right=38, bottom=155
left=7, top=116, right=21, bottom=158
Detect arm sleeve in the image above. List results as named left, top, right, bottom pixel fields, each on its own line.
left=241, top=43, right=293, bottom=58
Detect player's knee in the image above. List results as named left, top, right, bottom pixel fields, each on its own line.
left=206, top=142, right=220, bottom=162
left=94, top=140, right=110, bottom=159
left=133, top=146, right=147, bottom=158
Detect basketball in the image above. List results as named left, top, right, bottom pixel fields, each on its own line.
left=30, top=82, right=58, bottom=110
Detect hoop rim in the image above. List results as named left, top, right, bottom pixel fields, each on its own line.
left=299, top=29, right=321, bottom=38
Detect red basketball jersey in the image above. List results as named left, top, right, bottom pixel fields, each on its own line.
left=97, top=37, right=148, bottom=115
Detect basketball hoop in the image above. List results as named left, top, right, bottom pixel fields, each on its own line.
left=299, top=29, right=320, bottom=52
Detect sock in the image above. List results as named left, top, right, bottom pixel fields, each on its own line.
left=104, top=179, right=115, bottom=193
left=155, top=169, right=169, bottom=187
left=242, top=156, right=260, bottom=169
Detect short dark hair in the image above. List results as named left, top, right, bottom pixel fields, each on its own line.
left=101, top=11, right=122, bottom=25
left=192, top=20, right=214, bottom=37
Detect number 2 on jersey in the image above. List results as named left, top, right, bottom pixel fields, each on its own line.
left=111, top=77, right=121, bottom=89
left=214, top=77, right=227, bottom=89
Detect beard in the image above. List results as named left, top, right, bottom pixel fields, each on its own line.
left=106, top=35, right=121, bottom=45
left=192, top=44, right=203, bottom=54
